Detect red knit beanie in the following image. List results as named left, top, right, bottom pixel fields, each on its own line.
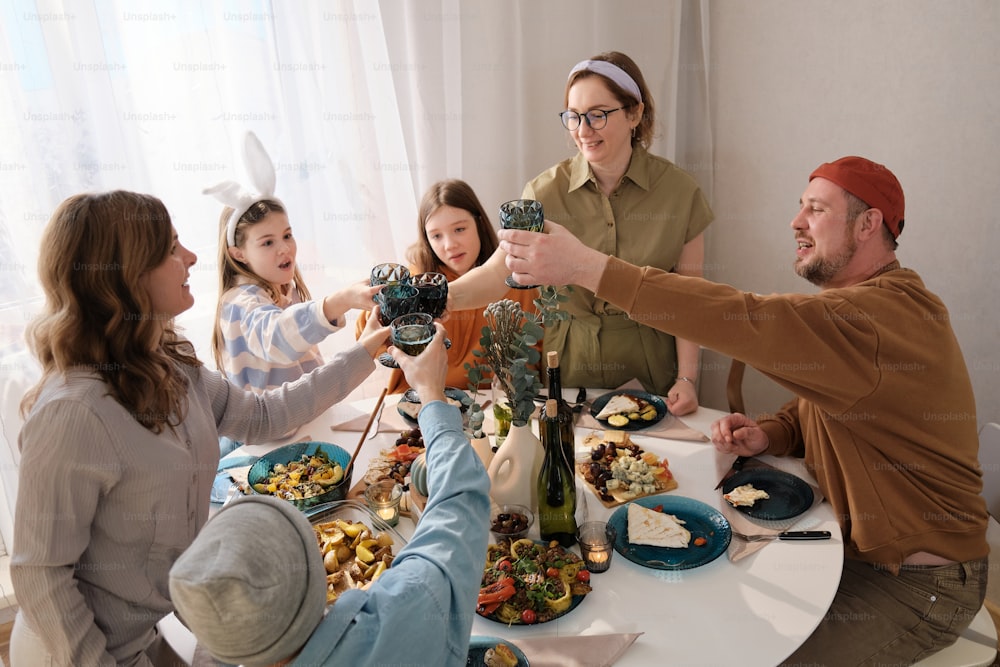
left=810, top=156, right=905, bottom=239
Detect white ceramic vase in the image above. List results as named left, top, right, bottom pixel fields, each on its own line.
left=487, top=422, right=543, bottom=513
left=470, top=435, right=494, bottom=469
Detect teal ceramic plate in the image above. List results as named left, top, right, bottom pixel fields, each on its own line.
left=397, top=387, right=471, bottom=424
left=610, top=495, right=731, bottom=570
left=467, top=636, right=529, bottom=666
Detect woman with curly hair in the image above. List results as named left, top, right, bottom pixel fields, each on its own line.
left=10, top=190, right=387, bottom=666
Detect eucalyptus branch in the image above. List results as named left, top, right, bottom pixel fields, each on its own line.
left=464, top=299, right=543, bottom=426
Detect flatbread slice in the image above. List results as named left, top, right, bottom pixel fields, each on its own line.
left=627, top=503, right=691, bottom=548
left=595, top=394, right=644, bottom=420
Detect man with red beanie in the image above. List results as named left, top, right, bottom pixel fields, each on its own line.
left=497, top=156, right=987, bottom=665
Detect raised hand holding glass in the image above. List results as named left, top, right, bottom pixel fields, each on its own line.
left=499, top=199, right=544, bottom=290
left=378, top=312, right=450, bottom=368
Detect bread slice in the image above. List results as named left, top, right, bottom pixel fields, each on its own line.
left=595, top=393, right=644, bottom=420
left=627, top=503, right=691, bottom=548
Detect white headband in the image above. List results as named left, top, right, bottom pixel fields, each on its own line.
left=203, top=131, right=284, bottom=247
left=568, top=59, right=642, bottom=104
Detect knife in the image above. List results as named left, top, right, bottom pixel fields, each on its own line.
left=714, top=455, right=750, bottom=490
left=733, top=530, right=832, bottom=542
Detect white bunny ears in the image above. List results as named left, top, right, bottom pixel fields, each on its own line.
left=203, top=131, right=284, bottom=247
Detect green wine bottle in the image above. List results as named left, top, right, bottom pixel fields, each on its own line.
left=539, top=350, right=575, bottom=464
left=537, top=399, right=577, bottom=546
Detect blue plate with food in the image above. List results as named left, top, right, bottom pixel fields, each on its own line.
left=467, top=636, right=529, bottom=666
left=721, top=468, right=814, bottom=521
left=590, top=389, right=668, bottom=430
left=397, top=386, right=471, bottom=424
left=610, top=495, right=731, bottom=570
left=246, top=441, right=352, bottom=510
left=477, top=539, right=592, bottom=625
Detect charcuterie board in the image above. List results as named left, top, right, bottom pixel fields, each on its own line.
left=576, top=430, right=678, bottom=508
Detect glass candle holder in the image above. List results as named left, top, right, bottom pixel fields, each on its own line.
left=576, top=521, right=616, bottom=573
left=364, top=480, right=403, bottom=527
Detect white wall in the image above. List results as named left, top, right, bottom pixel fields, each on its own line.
left=701, top=0, right=1000, bottom=426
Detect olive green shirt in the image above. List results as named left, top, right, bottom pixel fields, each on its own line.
left=523, top=147, right=714, bottom=394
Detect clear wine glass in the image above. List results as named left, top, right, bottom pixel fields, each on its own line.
left=499, top=199, right=544, bottom=289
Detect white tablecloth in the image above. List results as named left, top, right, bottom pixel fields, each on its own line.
left=222, top=391, right=844, bottom=667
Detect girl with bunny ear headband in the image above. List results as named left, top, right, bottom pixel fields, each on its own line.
left=206, top=132, right=382, bottom=408
left=204, top=130, right=284, bottom=247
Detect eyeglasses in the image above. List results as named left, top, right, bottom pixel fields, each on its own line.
left=558, top=107, right=628, bottom=131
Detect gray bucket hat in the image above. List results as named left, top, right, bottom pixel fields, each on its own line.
left=168, top=494, right=325, bottom=666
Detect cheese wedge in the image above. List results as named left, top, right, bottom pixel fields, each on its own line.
left=595, top=394, right=644, bottom=420
left=627, top=503, right=691, bottom=548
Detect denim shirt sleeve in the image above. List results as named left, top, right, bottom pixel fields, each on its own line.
left=292, top=401, right=490, bottom=667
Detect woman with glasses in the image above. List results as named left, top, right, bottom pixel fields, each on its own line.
left=450, top=51, right=713, bottom=415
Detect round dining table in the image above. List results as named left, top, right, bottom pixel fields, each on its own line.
left=220, top=387, right=844, bottom=667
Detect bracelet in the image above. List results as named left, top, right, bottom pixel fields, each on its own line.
left=676, top=376, right=696, bottom=385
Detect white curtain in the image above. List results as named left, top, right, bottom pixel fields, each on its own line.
left=0, top=0, right=709, bottom=555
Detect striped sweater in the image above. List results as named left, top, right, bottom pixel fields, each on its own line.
left=217, top=281, right=342, bottom=391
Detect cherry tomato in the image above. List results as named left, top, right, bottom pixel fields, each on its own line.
left=520, top=608, right=537, bottom=624
left=496, top=559, right=512, bottom=571
left=546, top=567, right=560, bottom=578
left=576, top=569, right=591, bottom=583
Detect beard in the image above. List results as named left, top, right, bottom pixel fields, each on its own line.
left=794, top=232, right=858, bottom=287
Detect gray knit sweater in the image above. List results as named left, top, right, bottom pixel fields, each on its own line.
left=11, top=344, right=373, bottom=666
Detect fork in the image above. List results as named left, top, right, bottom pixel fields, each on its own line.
left=732, top=530, right=831, bottom=542
left=366, top=398, right=386, bottom=440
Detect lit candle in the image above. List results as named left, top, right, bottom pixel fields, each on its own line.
left=377, top=506, right=397, bottom=522
left=587, top=550, right=609, bottom=565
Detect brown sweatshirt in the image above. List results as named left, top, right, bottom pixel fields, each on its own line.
left=597, top=257, right=987, bottom=570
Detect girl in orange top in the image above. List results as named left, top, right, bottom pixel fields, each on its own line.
left=357, top=179, right=538, bottom=392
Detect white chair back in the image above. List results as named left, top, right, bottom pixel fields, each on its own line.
left=911, top=603, right=997, bottom=667
left=979, top=423, right=1000, bottom=519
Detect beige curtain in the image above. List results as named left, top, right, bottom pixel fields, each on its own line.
left=0, top=0, right=710, bottom=555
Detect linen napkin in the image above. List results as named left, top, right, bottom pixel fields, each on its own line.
left=514, top=632, right=643, bottom=667
left=575, top=380, right=708, bottom=442
left=328, top=393, right=411, bottom=434
left=714, top=452, right=825, bottom=562
left=192, top=634, right=643, bottom=667
left=209, top=452, right=259, bottom=504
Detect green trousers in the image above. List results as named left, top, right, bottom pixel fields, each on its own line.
left=783, top=556, right=988, bottom=666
